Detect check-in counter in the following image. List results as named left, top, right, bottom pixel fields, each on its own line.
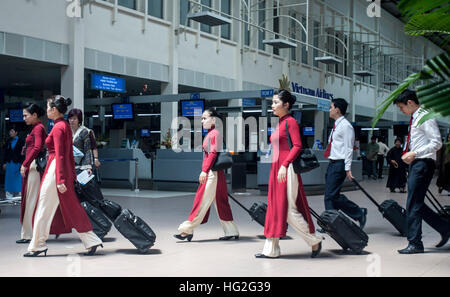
left=153, top=149, right=203, bottom=191
left=257, top=150, right=362, bottom=195
left=98, top=148, right=151, bottom=189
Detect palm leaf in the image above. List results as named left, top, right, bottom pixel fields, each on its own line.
left=398, top=0, right=449, bottom=19
left=417, top=110, right=440, bottom=126
left=278, top=74, right=291, bottom=91
left=404, top=13, right=450, bottom=37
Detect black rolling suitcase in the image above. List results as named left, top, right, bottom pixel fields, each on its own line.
left=310, top=207, right=368, bottom=254
left=99, top=200, right=122, bottom=222
left=113, top=209, right=156, bottom=253
left=81, top=201, right=112, bottom=240
left=75, top=178, right=104, bottom=206
left=425, top=190, right=450, bottom=222
left=352, top=179, right=407, bottom=236
left=228, top=193, right=266, bottom=227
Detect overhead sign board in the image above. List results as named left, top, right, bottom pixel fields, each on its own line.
left=91, top=74, right=126, bottom=93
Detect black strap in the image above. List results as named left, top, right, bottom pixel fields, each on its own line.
left=285, top=121, right=293, bottom=150
left=352, top=178, right=381, bottom=209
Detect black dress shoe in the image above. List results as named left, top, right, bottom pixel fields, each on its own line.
left=359, top=208, right=368, bottom=230
left=311, top=242, right=322, bottom=258
left=397, top=244, right=424, bottom=254
left=84, top=244, right=103, bottom=256
left=16, top=239, right=31, bottom=244
left=174, top=234, right=193, bottom=242
left=254, top=253, right=279, bottom=259
left=24, top=249, right=48, bottom=257
left=436, top=231, right=450, bottom=248
left=219, top=235, right=239, bottom=241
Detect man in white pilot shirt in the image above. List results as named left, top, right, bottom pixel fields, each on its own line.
left=322, top=98, right=367, bottom=231
left=394, top=90, right=449, bottom=254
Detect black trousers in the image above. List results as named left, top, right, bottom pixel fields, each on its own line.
left=324, top=160, right=364, bottom=221
left=406, top=159, right=449, bottom=246
left=377, top=155, right=384, bottom=178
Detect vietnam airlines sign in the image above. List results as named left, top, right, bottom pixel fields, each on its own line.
left=291, top=82, right=334, bottom=100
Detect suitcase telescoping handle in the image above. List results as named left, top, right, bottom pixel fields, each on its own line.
left=351, top=178, right=382, bottom=210
left=426, top=190, right=446, bottom=212
left=228, top=193, right=252, bottom=215
left=309, top=207, right=326, bottom=226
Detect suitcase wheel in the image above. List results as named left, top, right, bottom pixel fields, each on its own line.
left=138, top=248, right=149, bottom=254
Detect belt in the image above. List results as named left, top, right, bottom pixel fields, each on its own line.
left=412, top=158, right=434, bottom=164
left=329, top=159, right=344, bottom=163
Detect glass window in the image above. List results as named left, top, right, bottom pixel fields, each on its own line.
left=201, top=0, right=212, bottom=34
left=243, top=0, right=250, bottom=46
left=180, top=0, right=191, bottom=27
left=258, top=1, right=266, bottom=51
left=221, top=0, right=231, bottom=40
left=313, top=21, right=319, bottom=67
left=118, top=0, right=136, bottom=10
left=148, top=0, right=163, bottom=19
left=301, top=16, right=307, bottom=64
left=273, top=6, right=279, bottom=56
left=290, top=13, right=297, bottom=61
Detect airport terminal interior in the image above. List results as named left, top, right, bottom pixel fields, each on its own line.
left=0, top=0, right=449, bottom=277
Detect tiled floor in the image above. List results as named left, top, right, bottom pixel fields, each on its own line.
left=0, top=177, right=449, bottom=277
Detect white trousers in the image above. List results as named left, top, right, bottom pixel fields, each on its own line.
left=262, top=164, right=323, bottom=258
left=21, top=161, right=40, bottom=240
left=28, top=160, right=102, bottom=252
left=178, top=170, right=239, bottom=236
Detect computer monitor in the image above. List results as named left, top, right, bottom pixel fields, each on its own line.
left=141, top=129, right=151, bottom=137
left=111, top=103, right=134, bottom=120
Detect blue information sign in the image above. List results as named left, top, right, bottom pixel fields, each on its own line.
left=9, top=109, right=24, bottom=123
left=303, top=127, right=315, bottom=136
left=261, top=89, right=274, bottom=98
left=243, top=98, right=256, bottom=107
left=317, top=98, right=331, bottom=112
left=91, top=74, right=126, bottom=93
left=181, top=100, right=204, bottom=117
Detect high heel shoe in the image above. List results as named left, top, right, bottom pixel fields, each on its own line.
left=24, top=249, right=48, bottom=257
left=84, top=244, right=103, bottom=256
left=16, top=239, right=31, bottom=244
left=311, top=242, right=322, bottom=258
left=173, top=234, right=193, bottom=242
left=219, top=235, right=239, bottom=241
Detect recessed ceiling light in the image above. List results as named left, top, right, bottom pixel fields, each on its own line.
left=13, top=82, right=31, bottom=87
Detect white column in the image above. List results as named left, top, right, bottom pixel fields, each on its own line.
left=160, top=0, right=180, bottom=145
left=61, top=17, right=84, bottom=112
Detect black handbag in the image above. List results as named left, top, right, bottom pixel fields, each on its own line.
left=208, top=138, right=233, bottom=171
left=35, top=148, right=48, bottom=174
left=212, top=151, right=233, bottom=171
left=285, top=121, right=320, bottom=174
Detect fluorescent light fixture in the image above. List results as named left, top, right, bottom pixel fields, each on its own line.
left=137, top=114, right=161, bottom=117
left=383, top=81, right=400, bottom=86
left=263, top=39, right=297, bottom=49
left=315, top=56, right=342, bottom=64
left=354, top=70, right=375, bottom=77
left=361, top=128, right=380, bottom=131
left=187, top=11, right=232, bottom=26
